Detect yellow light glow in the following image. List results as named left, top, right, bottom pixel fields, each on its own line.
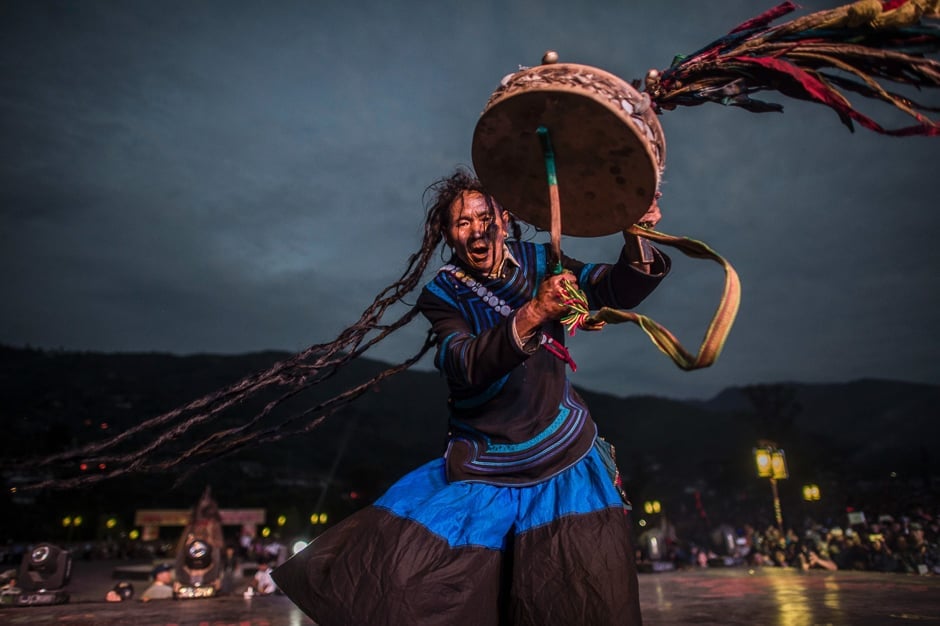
left=755, top=448, right=773, bottom=478
left=319, top=513, right=328, bottom=524
left=106, top=518, right=117, bottom=529
left=62, top=516, right=72, bottom=527
left=261, top=526, right=271, bottom=538
left=771, top=450, right=788, bottom=480
left=73, top=516, right=83, bottom=527
left=802, top=484, right=821, bottom=501
left=310, top=514, right=319, bottom=525
left=129, top=529, right=140, bottom=540
left=277, top=515, right=287, bottom=527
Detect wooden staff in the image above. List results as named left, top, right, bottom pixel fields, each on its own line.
left=536, top=125, right=564, bottom=275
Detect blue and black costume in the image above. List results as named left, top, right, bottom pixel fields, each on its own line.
left=273, top=238, right=669, bottom=626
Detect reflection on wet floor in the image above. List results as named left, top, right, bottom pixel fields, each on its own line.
left=640, top=567, right=938, bottom=626
left=0, top=561, right=937, bottom=626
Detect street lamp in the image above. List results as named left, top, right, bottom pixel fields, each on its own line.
left=754, top=442, right=788, bottom=529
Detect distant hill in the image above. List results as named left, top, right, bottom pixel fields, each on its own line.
left=1, top=345, right=937, bottom=539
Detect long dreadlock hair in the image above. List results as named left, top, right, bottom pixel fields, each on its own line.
left=15, top=168, right=506, bottom=491
left=14, top=0, right=940, bottom=490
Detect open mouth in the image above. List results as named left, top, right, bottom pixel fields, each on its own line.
left=468, top=242, right=490, bottom=261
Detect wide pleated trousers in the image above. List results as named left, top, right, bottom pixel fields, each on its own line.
left=272, top=444, right=642, bottom=626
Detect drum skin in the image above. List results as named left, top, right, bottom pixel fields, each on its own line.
left=472, top=62, right=666, bottom=237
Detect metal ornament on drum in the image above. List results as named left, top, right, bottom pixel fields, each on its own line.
left=471, top=58, right=666, bottom=237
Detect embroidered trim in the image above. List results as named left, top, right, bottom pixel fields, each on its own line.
left=448, top=381, right=589, bottom=475
left=439, top=263, right=576, bottom=370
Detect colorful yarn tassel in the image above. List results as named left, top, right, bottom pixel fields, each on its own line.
left=560, top=280, right=606, bottom=336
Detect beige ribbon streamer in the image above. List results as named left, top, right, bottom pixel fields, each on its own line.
left=585, top=224, right=741, bottom=371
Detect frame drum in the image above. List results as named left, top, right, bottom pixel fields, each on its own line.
left=472, top=61, right=666, bottom=237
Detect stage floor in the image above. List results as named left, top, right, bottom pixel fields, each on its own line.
left=0, top=559, right=937, bottom=625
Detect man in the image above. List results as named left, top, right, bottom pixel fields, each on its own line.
left=274, top=169, right=669, bottom=625
left=251, top=560, right=276, bottom=595
left=140, top=563, right=174, bottom=602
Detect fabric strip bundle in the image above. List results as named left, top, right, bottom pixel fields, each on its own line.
left=644, top=0, right=940, bottom=135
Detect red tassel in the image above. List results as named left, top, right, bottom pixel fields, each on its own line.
left=739, top=55, right=940, bottom=135
left=730, top=1, right=799, bottom=34
left=882, top=0, right=910, bottom=11
left=541, top=337, right=578, bottom=372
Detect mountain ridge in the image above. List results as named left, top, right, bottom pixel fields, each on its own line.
left=1, top=345, right=936, bottom=539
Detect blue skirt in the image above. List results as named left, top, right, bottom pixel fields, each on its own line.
left=273, top=441, right=642, bottom=626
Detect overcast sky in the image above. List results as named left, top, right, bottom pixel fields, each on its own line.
left=2, top=0, right=938, bottom=401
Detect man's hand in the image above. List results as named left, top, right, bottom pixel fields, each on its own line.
left=622, top=199, right=662, bottom=271
left=533, top=272, right=577, bottom=321
left=638, top=198, right=662, bottom=228
left=514, top=271, right=578, bottom=341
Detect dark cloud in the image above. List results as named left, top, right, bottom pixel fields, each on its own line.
left=1, top=0, right=938, bottom=399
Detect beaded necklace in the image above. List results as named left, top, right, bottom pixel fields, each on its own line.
left=441, top=264, right=577, bottom=371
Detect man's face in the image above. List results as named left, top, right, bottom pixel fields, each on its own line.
left=445, top=191, right=508, bottom=275
left=156, top=570, right=172, bottom=584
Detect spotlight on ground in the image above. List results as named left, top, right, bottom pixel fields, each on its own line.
left=0, top=543, right=72, bottom=607
left=185, top=539, right=213, bottom=570
left=173, top=487, right=224, bottom=600
left=175, top=538, right=218, bottom=599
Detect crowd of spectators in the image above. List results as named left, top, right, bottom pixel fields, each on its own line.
left=739, top=514, right=938, bottom=574
left=643, top=501, right=940, bottom=576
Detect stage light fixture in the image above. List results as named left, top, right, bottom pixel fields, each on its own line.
left=0, top=543, right=72, bottom=607
left=184, top=539, right=212, bottom=570
left=175, top=538, right=219, bottom=600
left=20, top=544, right=71, bottom=592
